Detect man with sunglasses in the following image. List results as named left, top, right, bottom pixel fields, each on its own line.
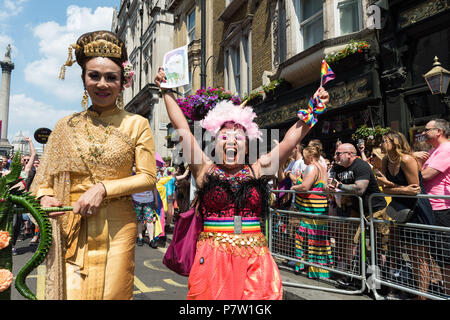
left=327, top=143, right=388, bottom=286
left=328, top=143, right=387, bottom=214
left=421, top=119, right=450, bottom=296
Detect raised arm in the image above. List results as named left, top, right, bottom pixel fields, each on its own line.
left=175, top=168, right=190, bottom=181
left=154, top=68, right=211, bottom=181
left=255, top=87, right=329, bottom=177
left=24, top=137, right=37, bottom=175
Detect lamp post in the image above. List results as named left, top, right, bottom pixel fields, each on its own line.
left=423, top=56, right=450, bottom=108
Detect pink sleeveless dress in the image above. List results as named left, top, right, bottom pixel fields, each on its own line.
left=187, top=165, right=282, bottom=300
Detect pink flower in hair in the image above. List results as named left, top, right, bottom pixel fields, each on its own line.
left=122, top=61, right=134, bottom=89
left=200, top=101, right=263, bottom=141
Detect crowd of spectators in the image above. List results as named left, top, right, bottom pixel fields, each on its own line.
left=272, top=118, right=449, bottom=300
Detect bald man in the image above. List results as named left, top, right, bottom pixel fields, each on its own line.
left=327, top=143, right=389, bottom=285
left=328, top=142, right=387, bottom=215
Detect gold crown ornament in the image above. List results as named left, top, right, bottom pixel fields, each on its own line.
left=83, top=39, right=122, bottom=58
left=58, top=35, right=123, bottom=80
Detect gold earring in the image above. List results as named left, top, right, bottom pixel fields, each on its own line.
left=81, top=90, right=89, bottom=111
left=117, top=91, right=125, bottom=110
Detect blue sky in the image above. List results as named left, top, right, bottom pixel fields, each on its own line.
left=0, top=0, right=121, bottom=147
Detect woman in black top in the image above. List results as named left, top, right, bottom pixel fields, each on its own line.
left=377, top=130, right=435, bottom=299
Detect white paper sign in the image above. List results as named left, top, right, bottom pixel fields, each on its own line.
left=161, top=45, right=189, bottom=88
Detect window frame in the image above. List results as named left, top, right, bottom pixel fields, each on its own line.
left=334, top=0, right=363, bottom=37
left=293, top=0, right=324, bottom=52
left=223, top=31, right=251, bottom=97
left=187, top=8, right=196, bottom=44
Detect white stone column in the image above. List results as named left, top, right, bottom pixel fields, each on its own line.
left=0, top=46, right=14, bottom=154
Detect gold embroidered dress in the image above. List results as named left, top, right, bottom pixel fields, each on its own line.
left=30, top=107, right=156, bottom=300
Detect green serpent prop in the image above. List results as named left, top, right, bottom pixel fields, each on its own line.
left=0, top=152, right=72, bottom=300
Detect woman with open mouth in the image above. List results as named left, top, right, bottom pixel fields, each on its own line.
left=155, top=68, right=329, bottom=300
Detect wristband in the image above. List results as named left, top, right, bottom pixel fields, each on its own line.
left=161, top=88, right=176, bottom=95
left=337, top=183, right=343, bottom=190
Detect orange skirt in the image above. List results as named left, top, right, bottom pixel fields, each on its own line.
left=187, top=232, right=283, bottom=300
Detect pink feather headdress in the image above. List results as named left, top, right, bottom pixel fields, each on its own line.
left=200, top=100, right=263, bottom=141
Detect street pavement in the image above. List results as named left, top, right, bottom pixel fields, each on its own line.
left=10, top=231, right=372, bottom=301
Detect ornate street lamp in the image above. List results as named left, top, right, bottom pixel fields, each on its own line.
left=423, top=56, right=450, bottom=95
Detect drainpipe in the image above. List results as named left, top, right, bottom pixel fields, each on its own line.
left=139, top=0, right=144, bottom=90
left=200, top=0, right=206, bottom=88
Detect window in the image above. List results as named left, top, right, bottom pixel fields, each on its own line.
left=224, top=34, right=251, bottom=97
left=232, top=47, right=241, bottom=96
left=187, top=9, right=196, bottom=43
left=294, top=0, right=323, bottom=51
left=336, top=0, right=361, bottom=36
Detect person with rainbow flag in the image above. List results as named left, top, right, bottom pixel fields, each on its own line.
left=154, top=59, right=331, bottom=300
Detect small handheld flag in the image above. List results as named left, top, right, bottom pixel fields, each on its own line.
left=320, top=60, right=335, bottom=87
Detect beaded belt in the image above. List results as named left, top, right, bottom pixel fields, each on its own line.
left=203, top=217, right=261, bottom=234
left=198, top=232, right=268, bottom=249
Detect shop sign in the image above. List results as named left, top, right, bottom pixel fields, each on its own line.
left=34, top=128, right=52, bottom=144
left=256, top=75, right=372, bottom=128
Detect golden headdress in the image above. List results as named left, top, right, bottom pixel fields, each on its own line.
left=59, top=31, right=125, bottom=80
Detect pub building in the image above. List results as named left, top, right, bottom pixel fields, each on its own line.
left=251, top=30, right=382, bottom=159
left=252, top=0, right=450, bottom=158
left=378, top=0, right=450, bottom=144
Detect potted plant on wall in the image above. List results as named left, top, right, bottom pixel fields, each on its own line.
left=262, top=78, right=291, bottom=99
left=325, top=40, right=371, bottom=71
left=352, top=124, right=390, bottom=147
left=243, top=90, right=264, bottom=106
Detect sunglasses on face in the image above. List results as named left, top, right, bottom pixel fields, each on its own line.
left=335, top=151, right=352, bottom=157
left=421, top=127, right=439, bottom=134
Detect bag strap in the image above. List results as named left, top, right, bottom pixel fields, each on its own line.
left=190, top=195, right=202, bottom=219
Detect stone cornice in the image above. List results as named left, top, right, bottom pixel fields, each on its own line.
left=0, top=61, right=14, bottom=72
left=399, top=0, right=450, bottom=29
left=218, top=0, right=247, bottom=21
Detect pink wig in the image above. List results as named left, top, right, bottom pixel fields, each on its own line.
left=200, top=101, right=263, bottom=141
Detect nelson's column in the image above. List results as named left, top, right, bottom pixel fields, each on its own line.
left=0, top=44, right=14, bottom=156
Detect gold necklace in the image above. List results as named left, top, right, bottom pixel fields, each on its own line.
left=69, top=113, right=114, bottom=183
left=84, top=118, right=113, bottom=162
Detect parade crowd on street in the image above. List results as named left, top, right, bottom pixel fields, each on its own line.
left=1, top=29, right=448, bottom=302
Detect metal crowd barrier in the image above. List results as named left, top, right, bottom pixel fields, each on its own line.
left=368, top=193, right=450, bottom=300
left=269, top=189, right=368, bottom=296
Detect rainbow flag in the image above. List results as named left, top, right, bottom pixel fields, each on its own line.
left=321, top=60, right=335, bottom=86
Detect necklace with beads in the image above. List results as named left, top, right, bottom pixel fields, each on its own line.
left=214, top=165, right=251, bottom=191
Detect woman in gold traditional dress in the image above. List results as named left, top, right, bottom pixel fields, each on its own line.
left=30, top=31, right=156, bottom=300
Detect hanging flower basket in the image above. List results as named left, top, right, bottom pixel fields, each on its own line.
left=176, top=87, right=241, bottom=122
